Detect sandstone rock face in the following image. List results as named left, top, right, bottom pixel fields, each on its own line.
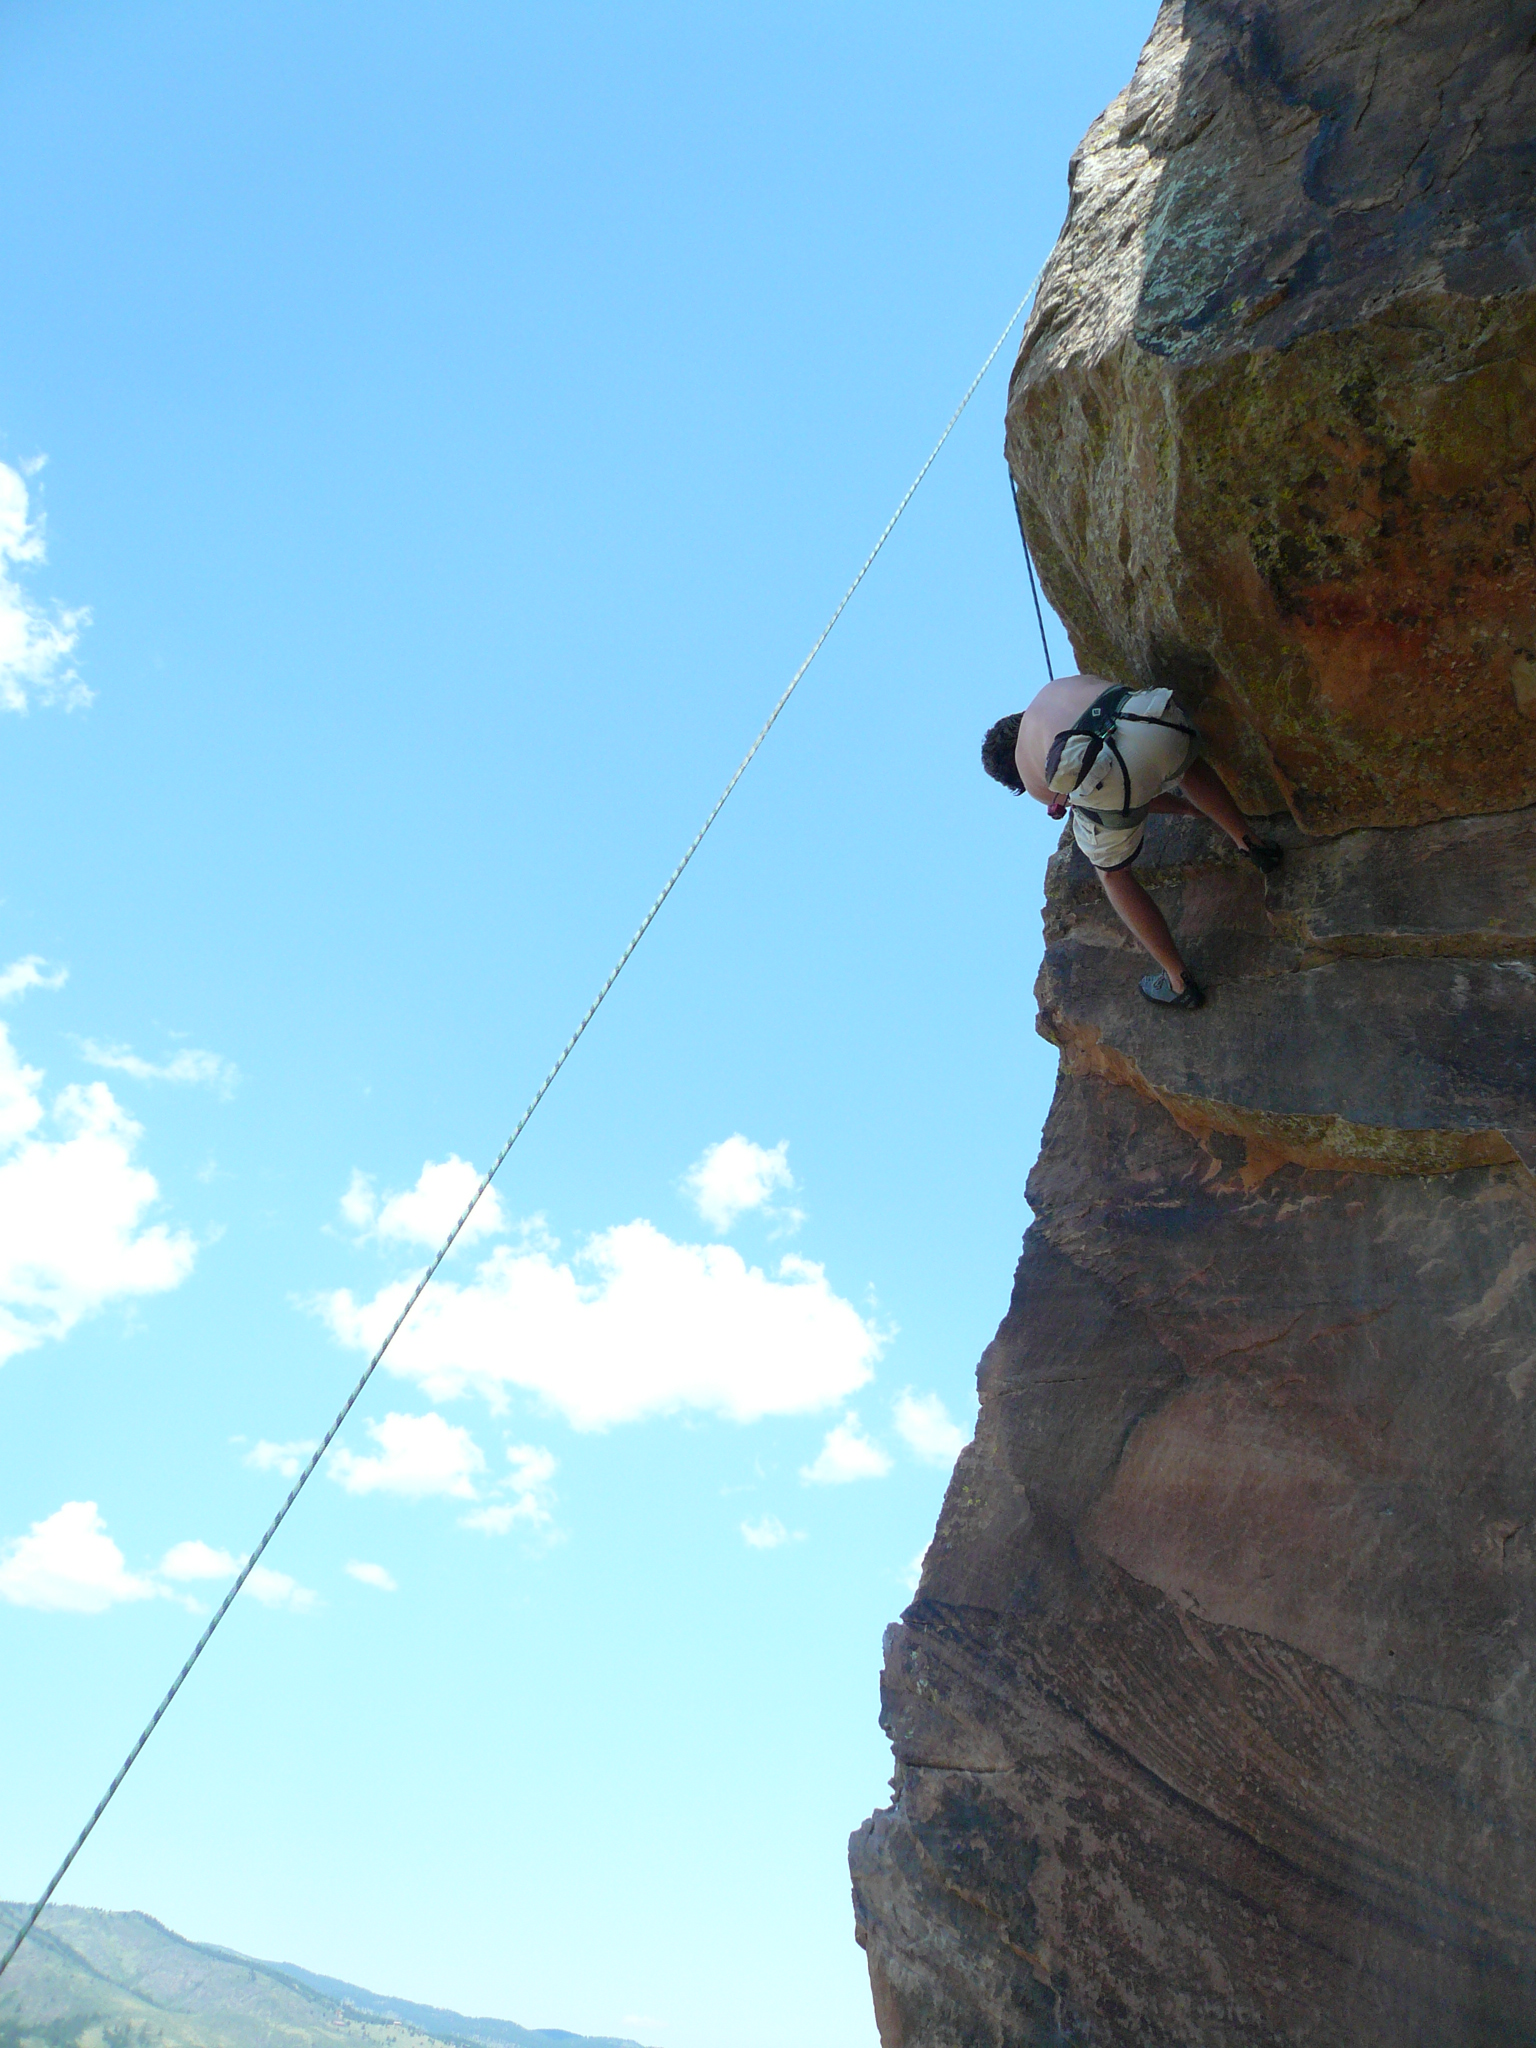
left=852, top=811, right=1536, bottom=2043
left=851, top=3, right=1536, bottom=2040
left=1005, top=0, right=1536, bottom=834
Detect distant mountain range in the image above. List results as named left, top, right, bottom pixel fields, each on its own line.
left=0, top=1905, right=647, bottom=2048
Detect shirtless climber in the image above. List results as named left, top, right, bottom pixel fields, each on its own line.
left=981, top=676, right=1281, bottom=1010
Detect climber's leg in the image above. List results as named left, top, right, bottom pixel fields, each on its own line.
left=1177, top=759, right=1253, bottom=846
left=1177, top=759, right=1284, bottom=870
left=1099, top=864, right=1190, bottom=992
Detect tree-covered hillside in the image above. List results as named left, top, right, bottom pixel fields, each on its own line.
left=0, top=1908, right=645, bottom=2048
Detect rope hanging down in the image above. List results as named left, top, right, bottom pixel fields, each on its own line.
left=0, top=282, right=1037, bottom=1990
left=1022, top=538, right=1055, bottom=681
left=1009, top=474, right=1055, bottom=682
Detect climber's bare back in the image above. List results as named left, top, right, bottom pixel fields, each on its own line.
left=1013, top=674, right=1114, bottom=804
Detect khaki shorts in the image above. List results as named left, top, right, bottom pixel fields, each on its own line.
left=1068, top=690, right=1201, bottom=871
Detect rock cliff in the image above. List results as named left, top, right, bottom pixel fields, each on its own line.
left=850, top=2, right=1536, bottom=2041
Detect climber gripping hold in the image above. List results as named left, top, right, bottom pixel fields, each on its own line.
left=982, top=676, right=1282, bottom=1011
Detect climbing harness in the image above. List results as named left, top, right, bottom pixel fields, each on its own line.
left=1045, top=684, right=1198, bottom=821
left=0, top=280, right=1042, bottom=1988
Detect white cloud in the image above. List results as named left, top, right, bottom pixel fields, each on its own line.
left=740, top=1514, right=804, bottom=1550
left=345, top=1560, right=397, bottom=1591
left=684, top=1134, right=795, bottom=1233
left=905, top=1544, right=930, bottom=1594
left=159, top=1539, right=238, bottom=1581
left=800, top=1413, right=893, bottom=1485
left=244, top=1439, right=317, bottom=1479
left=0, top=1029, right=197, bottom=1365
left=460, top=1441, right=557, bottom=1537
left=157, top=1537, right=317, bottom=1612
left=79, top=1041, right=238, bottom=1096
left=460, top=1504, right=517, bottom=1534
left=461, top=1500, right=540, bottom=1534
left=0, top=956, right=67, bottom=1003
left=245, top=1565, right=317, bottom=1613
left=893, top=1390, right=970, bottom=1467
left=329, top=1410, right=486, bottom=1499
left=339, top=1170, right=376, bottom=1231
left=0, top=460, right=90, bottom=713
left=505, top=1442, right=557, bottom=1493
left=318, top=1221, right=881, bottom=1431
left=0, top=1028, right=45, bottom=1148
left=0, top=1511, right=317, bottom=1617
left=0, top=1500, right=155, bottom=1612
left=341, top=1156, right=504, bottom=1249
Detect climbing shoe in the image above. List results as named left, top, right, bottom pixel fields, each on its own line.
left=1139, top=970, right=1204, bottom=1010
left=1241, top=838, right=1283, bottom=874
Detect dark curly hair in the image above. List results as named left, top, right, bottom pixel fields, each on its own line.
left=981, top=713, right=1025, bottom=793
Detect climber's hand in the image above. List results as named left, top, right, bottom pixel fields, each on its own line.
left=1047, top=798, right=1067, bottom=820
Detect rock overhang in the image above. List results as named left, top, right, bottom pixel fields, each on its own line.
left=1005, top=0, right=1536, bottom=836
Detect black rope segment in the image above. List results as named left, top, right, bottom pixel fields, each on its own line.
left=1009, top=473, right=1054, bottom=681
left=1023, top=545, right=1055, bottom=682
left=0, top=281, right=1041, bottom=1989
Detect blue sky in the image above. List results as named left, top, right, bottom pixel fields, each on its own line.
left=0, top=5, right=1153, bottom=2045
